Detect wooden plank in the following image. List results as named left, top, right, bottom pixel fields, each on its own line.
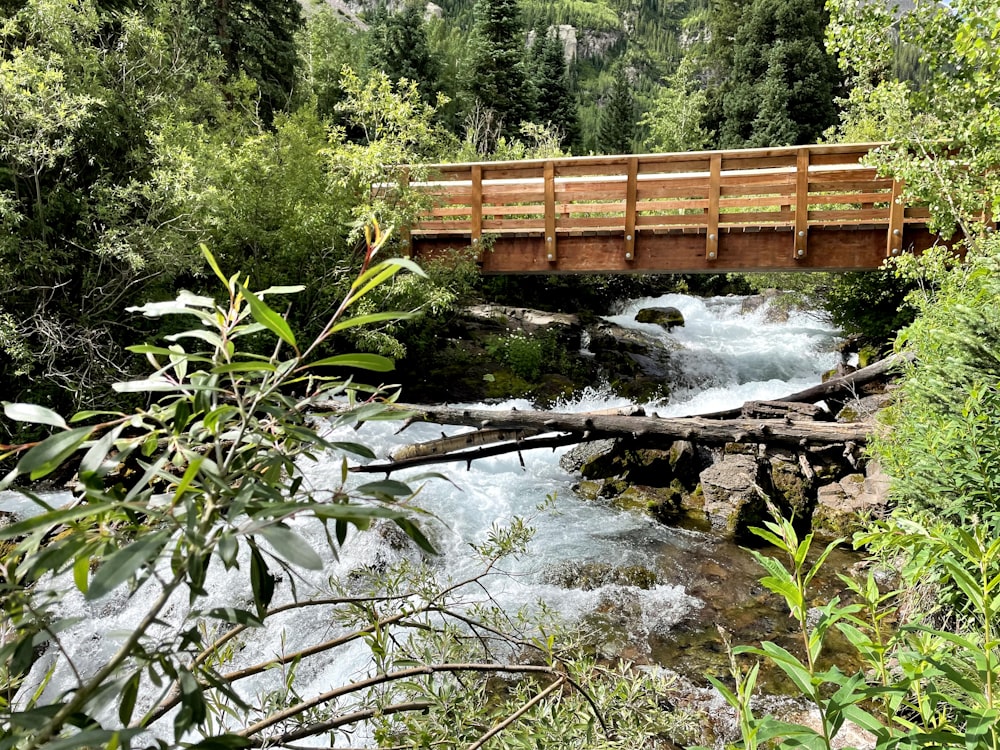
left=624, top=157, right=638, bottom=262
left=886, top=178, right=905, bottom=258
left=795, top=148, right=809, bottom=260
left=707, top=153, right=721, bottom=261
left=471, top=165, right=483, bottom=249
left=544, top=161, right=557, bottom=262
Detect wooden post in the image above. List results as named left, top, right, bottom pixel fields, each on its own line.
left=400, top=167, right=412, bottom=257
left=706, top=153, right=721, bottom=262
left=544, top=161, right=557, bottom=263
left=794, top=148, right=809, bottom=260
left=886, top=178, right=905, bottom=258
left=471, top=164, right=483, bottom=251
left=624, top=157, right=638, bottom=263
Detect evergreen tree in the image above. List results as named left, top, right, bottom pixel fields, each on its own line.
left=186, top=0, right=303, bottom=125
left=466, top=0, right=533, bottom=141
left=715, top=0, right=840, bottom=148
left=366, top=1, right=441, bottom=104
left=530, top=28, right=580, bottom=151
left=597, top=63, right=635, bottom=154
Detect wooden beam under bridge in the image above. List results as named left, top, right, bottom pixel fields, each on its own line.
left=399, top=143, right=955, bottom=274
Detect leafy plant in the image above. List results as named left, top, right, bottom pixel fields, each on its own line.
left=708, top=505, right=1000, bottom=750
left=0, top=230, right=439, bottom=748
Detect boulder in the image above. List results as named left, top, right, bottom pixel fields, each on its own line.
left=635, top=306, right=685, bottom=331
left=698, top=454, right=768, bottom=539
left=812, top=461, right=890, bottom=539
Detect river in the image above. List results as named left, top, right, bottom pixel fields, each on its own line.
left=3, top=292, right=852, bottom=742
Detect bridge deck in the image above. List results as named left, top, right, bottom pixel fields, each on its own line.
left=402, top=143, right=942, bottom=274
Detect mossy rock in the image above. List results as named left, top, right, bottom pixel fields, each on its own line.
left=634, top=306, right=685, bottom=330
left=544, top=561, right=659, bottom=590
left=769, top=456, right=813, bottom=519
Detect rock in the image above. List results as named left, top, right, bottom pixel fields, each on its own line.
left=635, top=306, right=685, bottom=331
left=463, top=305, right=580, bottom=337
left=544, top=561, right=659, bottom=590
left=698, top=454, right=768, bottom=539
left=560, top=439, right=618, bottom=474
left=769, top=453, right=813, bottom=519
left=812, top=462, right=889, bottom=539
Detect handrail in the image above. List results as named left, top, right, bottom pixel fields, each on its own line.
left=405, top=143, right=927, bottom=267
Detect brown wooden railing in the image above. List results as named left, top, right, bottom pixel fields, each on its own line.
left=403, top=143, right=941, bottom=274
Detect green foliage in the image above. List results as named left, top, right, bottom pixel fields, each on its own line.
left=530, top=28, right=581, bottom=151
left=713, top=0, right=840, bottom=148
left=640, top=57, right=712, bottom=153
left=0, top=242, right=436, bottom=747
left=873, top=237, right=1000, bottom=529
left=486, top=332, right=546, bottom=381
left=711, top=509, right=1000, bottom=750
left=184, top=0, right=304, bottom=125
left=466, top=0, right=534, bottom=143
left=366, top=1, right=442, bottom=105
left=597, top=62, right=635, bottom=154
left=296, top=8, right=367, bottom=119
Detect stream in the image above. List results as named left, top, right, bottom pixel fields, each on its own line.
left=3, top=292, right=859, bottom=740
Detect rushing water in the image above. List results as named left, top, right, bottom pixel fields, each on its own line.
left=3, top=293, right=851, bottom=739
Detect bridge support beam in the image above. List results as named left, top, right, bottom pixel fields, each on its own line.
left=412, top=226, right=942, bottom=275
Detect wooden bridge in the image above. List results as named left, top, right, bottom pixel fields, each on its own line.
left=401, top=143, right=943, bottom=274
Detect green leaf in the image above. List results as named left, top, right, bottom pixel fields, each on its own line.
left=16, top=426, right=93, bottom=480
left=305, top=353, right=395, bottom=372
left=249, top=544, right=275, bottom=616
left=356, top=479, right=413, bottom=497
left=211, top=361, right=278, bottom=374
left=238, top=284, right=296, bottom=349
left=0, top=505, right=108, bottom=541
left=112, top=379, right=184, bottom=393
left=3, top=402, right=67, bottom=429
left=86, top=531, right=171, bottom=600
left=393, top=517, right=436, bottom=555
left=185, top=735, right=252, bottom=749
left=258, top=525, right=323, bottom=570
left=118, top=672, right=140, bottom=725
left=331, top=310, right=419, bottom=333
left=73, top=555, right=90, bottom=595
left=201, top=243, right=229, bottom=286
left=195, top=608, right=263, bottom=628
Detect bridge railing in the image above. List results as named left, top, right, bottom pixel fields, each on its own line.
left=406, top=143, right=930, bottom=264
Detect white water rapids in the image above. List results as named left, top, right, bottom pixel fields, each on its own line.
left=2, top=292, right=843, bottom=742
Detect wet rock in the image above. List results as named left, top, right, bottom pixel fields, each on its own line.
left=544, top=561, right=659, bottom=590
left=635, top=306, right=685, bottom=331
left=769, top=453, right=813, bottom=519
left=812, top=462, right=889, bottom=540
left=698, top=454, right=768, bottom=539
left=586, top=320, right=681, bottom=396
left=560, top=439, right=618, bottom=474
left=463, top=305, right=580, bottom=337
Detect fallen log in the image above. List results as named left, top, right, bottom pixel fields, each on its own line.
left=390, top=427, right=542, bottom=462
left=346, top=403, right=871, bottom=473
left=692, top=352, right=911, bottom=419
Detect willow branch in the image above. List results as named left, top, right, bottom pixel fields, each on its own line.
left=245, top=701, right=433, bottom=748
left=466, top=676, right=566, bottom=750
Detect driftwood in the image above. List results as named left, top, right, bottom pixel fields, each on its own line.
left=739, top=400, right=830, bottom=421
left=695, top=352, right=911, bottom=419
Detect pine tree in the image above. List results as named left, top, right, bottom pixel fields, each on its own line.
left=466, top=0, right=533, bottom=141
left=186, top=0, right=304, bottom=125
left=366, top=2, right=441, bottom=104
left=597, top=63, right=635, bottom=154
left=716, top=0, right=840, bottom=148
left=531, top=28, right=580, bottom=151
